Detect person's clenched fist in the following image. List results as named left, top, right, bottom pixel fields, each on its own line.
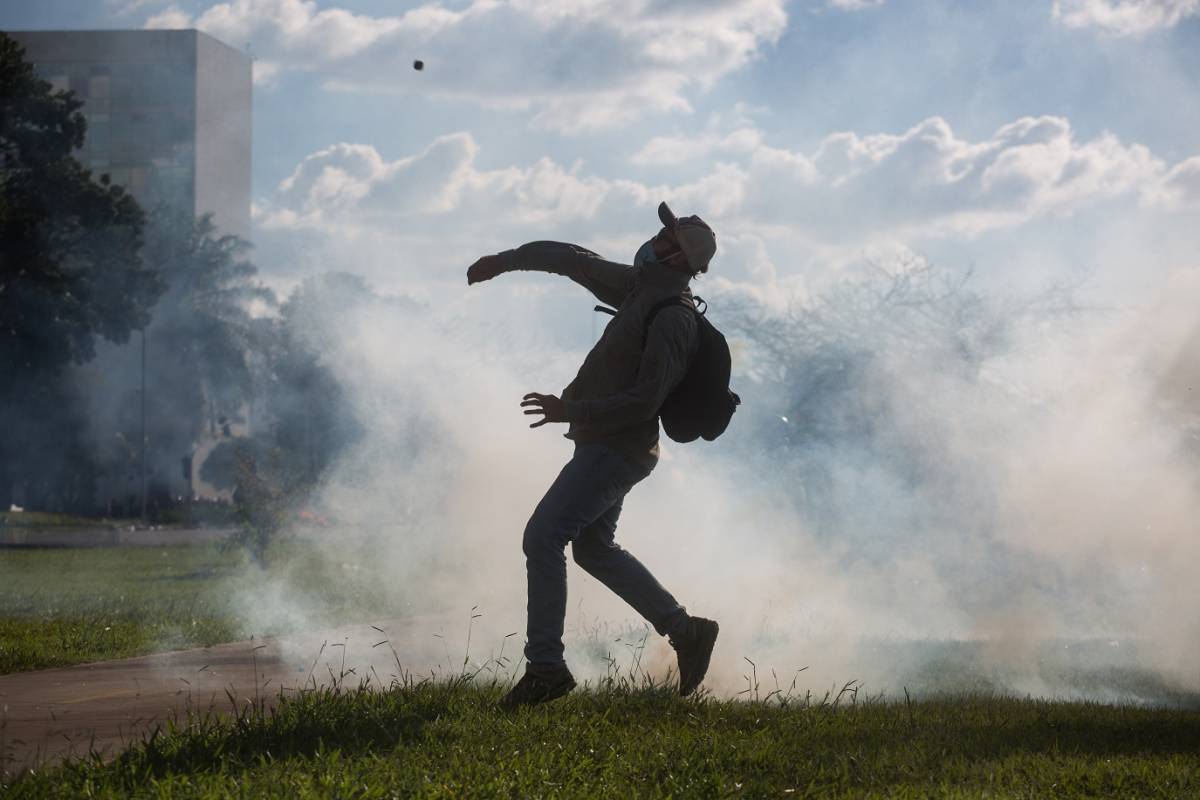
left=467, top=255, right=504, bottom=285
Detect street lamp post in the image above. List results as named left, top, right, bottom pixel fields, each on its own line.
left=140, top=327, right=147, bottom=524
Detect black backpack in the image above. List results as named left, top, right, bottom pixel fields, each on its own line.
left=596, top=296, right=741, bottom=443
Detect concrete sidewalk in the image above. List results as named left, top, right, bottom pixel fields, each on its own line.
left=0, top=619, right=439, bottom=775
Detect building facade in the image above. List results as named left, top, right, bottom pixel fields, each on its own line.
left=9, top=29, right=253, bottom=507
left=10, top=29, right=252, bottom=241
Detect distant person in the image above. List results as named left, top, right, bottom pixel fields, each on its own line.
left=467, top=202, right=721, bottom=709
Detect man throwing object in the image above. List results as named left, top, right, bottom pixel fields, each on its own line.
left=467, top=202, right=721, bottom=709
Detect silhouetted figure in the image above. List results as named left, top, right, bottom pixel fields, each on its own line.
left=467, top=202, right=721, bottom=709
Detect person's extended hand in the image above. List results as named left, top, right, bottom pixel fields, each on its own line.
left=467, top=254, right=504, bottom=285
left=521, top=392, right=567, bottom=428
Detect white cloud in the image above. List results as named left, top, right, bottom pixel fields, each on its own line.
left=1052, top=0, right=1200, bottom=35
left=630, top=127, right=765, bottom=166
left=246, top=59, right=283, bottom=86
left=1151, top=156, right=1200, bottom=208
left=260, top=133, right=654, bottom=234
left=253, top=129, right=804, bottom=304
left=144, top=5, right=193, bottom=27
left=110, top=0, right=171, bottom=15
left=828, top=0, right=886, bottom=9
left=254, top=113, right=1200, bottom=302
left=145, top=0, right=788, bottom=133
left=628, top=115, right=1170, bottom=241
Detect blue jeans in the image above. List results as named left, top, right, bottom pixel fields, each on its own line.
left=523, top=443, right=688, bottom=668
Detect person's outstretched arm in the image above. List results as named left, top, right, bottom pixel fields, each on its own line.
left=466, top=241, right=635, bottom=309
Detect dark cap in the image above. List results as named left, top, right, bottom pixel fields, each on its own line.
left=658, top=201, right=716, bottom=274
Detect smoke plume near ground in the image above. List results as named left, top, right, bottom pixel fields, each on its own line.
left=229, top=266, right=1200, bottom=705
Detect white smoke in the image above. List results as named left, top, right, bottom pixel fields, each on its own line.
left=228, top=262, right=1200, bottom=704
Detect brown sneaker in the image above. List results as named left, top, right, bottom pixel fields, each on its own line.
left=499, top=665, right=576, bottom=711
left=670, top=617, right=719, bottom=696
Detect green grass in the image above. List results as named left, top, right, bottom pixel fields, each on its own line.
left=4, top=548, right=1200, bottom=797
left=0, top=511, right=129, bottom=529
left=0, top=547, right=244, bottom=673
left=0, top=505, right=238, bottom=529
left=4, top=675, right=1199, bottom=798
left=0, top=543, right=398, bottom=674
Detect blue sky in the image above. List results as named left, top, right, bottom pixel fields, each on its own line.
left=5, top=0, right=1199, bottom=313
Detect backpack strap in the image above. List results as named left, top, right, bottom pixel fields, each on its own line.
left=593, top=297, right=699, bottom=343
left=642, top=297, right=696, bottom=342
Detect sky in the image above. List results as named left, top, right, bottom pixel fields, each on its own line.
left=4, top=0, right=1199, bottom=317
left=5, top=1, right=1200, bottom=695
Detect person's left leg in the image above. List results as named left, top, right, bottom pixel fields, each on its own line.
left=571, top=495, right=688, bottom=639
left=522, top=444, right=652, bottom=669
left=571, top=479, right=717, bottom=698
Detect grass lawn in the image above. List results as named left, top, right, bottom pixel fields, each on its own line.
left=0, top=507, right=237, bottom=530
left=0, top=542, right=396, bottom=674
left=0, top=511, right=131, bottom=529
left=4, top=676, right=1199, bottom=798
left=4, top=545, right=1200, bottom=796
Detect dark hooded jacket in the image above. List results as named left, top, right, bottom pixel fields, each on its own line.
left=494, top=241, right=698, bottom=468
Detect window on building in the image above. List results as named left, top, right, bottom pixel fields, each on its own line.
left=68, top=63, right=89, bottom=95
left=106, top=167, right=131, bottom=187
left=88, top=115, right=111, bottom=153
left=36, top=63, right=69, bottom=95
left=89, top=74, right=110, bottom=98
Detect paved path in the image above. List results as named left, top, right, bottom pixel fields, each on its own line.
left=0, top=619, right=449, bottom=775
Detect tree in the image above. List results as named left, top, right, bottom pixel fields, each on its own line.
left=207, top=273, right=381, bottom=565
left=253, top=273, right=375, bottom=485
left=0, top=32, right=160, bottom=372
left=0, top=32, right=162, bottom=508
left=727, top=258, right=1081, bottom=533
left=143, top=208, right=270, bottom=430
left=75, top=208, right=273, bottom=510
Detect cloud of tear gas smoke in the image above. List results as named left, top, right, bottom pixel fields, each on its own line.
left=231, top=263, right=1200, bottom=704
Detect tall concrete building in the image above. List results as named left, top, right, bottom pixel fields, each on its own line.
left=10, top=29, right=252, bottom=241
